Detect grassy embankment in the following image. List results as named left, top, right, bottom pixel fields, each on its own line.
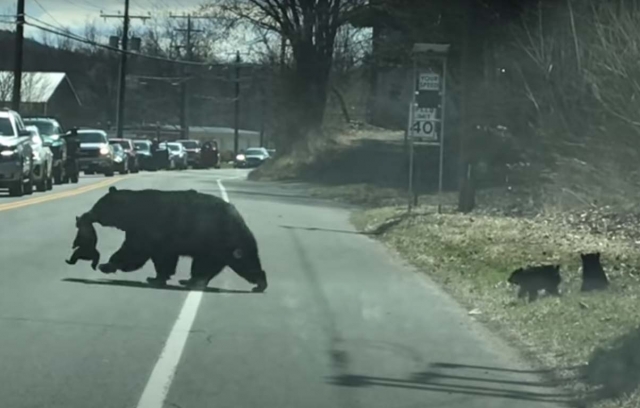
left=251, top=125, right=640, bottom=407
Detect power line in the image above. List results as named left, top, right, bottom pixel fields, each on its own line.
left=33, top=0, right=65, bottom=30
left=24, top=20, right=253, bottom=68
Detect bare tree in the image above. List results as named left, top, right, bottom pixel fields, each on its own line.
left=207, top=0, right=367, bottom=152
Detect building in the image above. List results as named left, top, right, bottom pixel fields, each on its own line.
left=0, top=71, right=82, bottom=125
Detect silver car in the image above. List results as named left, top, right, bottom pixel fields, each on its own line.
left=25, top=125, right=54, bottom=191
left=76, top=129, right=115, bottom=176
left=160, top=142, right=188, bottom=170
left=0, top=108, right=35, bottom=196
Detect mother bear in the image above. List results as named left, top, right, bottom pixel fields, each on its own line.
left=79, top=186, right=268, bottom=292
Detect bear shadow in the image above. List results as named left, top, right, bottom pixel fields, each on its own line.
left=61, top=278, right=256, bottom=294
left=582, top=325, right=640, bottom=401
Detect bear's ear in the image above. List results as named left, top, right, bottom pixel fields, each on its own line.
left=233, top=248, right=243, bottom=259
left=109, top=186, right=117, bottom=193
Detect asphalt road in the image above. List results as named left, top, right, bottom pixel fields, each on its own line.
left=0, top=169, right=572, bottom=408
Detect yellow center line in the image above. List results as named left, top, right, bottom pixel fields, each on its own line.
left=0, top=176, right=131, bottom=212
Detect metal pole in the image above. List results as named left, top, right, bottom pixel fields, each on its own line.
left=438, top=56, right=447, bottom=213
left=179, top=15, right=191, bottom=140
left=408, top=124, right=414, bottom=212
left=233, top=51, right=241, bottom=155
left=11, top=0, right=25, bottom=111
left=115, top=0, right=130, bottom=139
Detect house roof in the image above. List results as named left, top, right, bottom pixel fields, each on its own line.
left=0, top=71, right=82, bottom=105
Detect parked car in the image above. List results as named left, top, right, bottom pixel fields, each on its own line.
left=133, top=139, right=154, bottom=170
left=109, top=138, right=139, bottom=173
left=234, top=147, right=270, bottom=168
left=21, top=116, right=75, bottom=185
left=25, top=125, right=54, bottom=191
left=110, top=143, right=129, bottom=174
left=160, top=142, right=188, bottom=170
left=76, top=129, right=115, bottom=176
left=199, top=140, right=220, bottom=169
left=0, top=108, right=35, bottom=196
left=176, top=139, right=201, bottom=168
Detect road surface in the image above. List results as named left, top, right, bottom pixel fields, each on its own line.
left=0, top=169, right=572, bottom=408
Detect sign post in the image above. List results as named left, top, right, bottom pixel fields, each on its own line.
left=407, top=43, right=450, bottom=212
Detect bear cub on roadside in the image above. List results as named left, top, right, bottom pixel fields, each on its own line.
left=66, top=216, right=100, bottom=270
left=580, top=252, right=609, bottom=292
left=508, top=264, right=561, bottom=302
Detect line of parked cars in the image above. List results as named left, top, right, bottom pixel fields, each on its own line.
left=0, top=108, right=83, bottom=197
left=0, top=107, right=268, bottom=197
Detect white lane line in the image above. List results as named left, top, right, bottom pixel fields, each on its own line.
left=135, top=291, right=203, bottom=408
left=217, top=179, right=229, bottom=202
left=136, top=180, right=230, bottom=408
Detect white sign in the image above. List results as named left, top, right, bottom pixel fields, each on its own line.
left=419, top=72, right=440, bottom=91
left=409, top=120, right=438, bottom=141
left=414, top=107, right=437, bottom=121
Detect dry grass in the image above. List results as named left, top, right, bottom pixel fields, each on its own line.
left=353, top=206, right=640, bottom=407
left=251, top=123, right=640, bottom=406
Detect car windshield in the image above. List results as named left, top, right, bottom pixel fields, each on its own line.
left=23, top=120, right=58, bottom=136
left=180, top=141, right=198, bottom=149
left=246, top=148, right=267, bottom=156
left=78, top=132, right=106, bottom=143
left=110, top=140, right=131, bottom=149
left=134, top=142, right=150, bottom=151
left=167, top=144, right=180, bottom=152
left=0, top=118, right=14, bottom=136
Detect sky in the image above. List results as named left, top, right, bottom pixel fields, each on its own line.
left=2, top=0, right=203, bottom=27
left=0, top=0, right=258, bottom=60
left=1, top=0, right=208, bottom=41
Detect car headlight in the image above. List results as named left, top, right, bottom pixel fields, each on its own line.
left=100, top=145, right=110, bottom=155
left=236, top=154, right=245, bottom=161
left=1, top=150, right=16, bottom=157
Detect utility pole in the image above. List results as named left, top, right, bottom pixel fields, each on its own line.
left=457, top=0, right=478, bottom=213
left=259, top=84, right=265, bottom=147
left=101, top=7, right=150, bottom=138
left=11, top=0, right=25, bottom=111
left=234, top=51, right=241, bottom=155
left=170, top=13, right=207, bottom=139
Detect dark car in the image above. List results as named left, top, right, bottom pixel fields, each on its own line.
left=109, top=138, right=139, bottom=173
left=21, top=116, right=79, bottom=184
left=176, top=139, right=201, bottom=168
left=199, top=140, right=220, bottom=169
left=151, top=140, right=170, bottom=170
left=234, top=147, right=270, bottom=168
left=133, top=139, right=153, bottom=170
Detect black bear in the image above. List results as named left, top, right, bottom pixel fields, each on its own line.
left=508, top=264, right=561, bottom=302
left=66, top=216, right=100, bottom=270
left=80, top=186, right=267, bottom=292
left=580, top=252, right=609, bottom=292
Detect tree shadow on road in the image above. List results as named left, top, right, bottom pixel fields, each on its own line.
left=327, top=361, right=590, bottom=406
left=61, top=278, right=255, bottom=294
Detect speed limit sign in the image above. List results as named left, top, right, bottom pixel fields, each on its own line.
left=409, top=120, right=437, bottom=141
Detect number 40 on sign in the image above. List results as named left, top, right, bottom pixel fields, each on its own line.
left=410, top=120, right=437, bottom=141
